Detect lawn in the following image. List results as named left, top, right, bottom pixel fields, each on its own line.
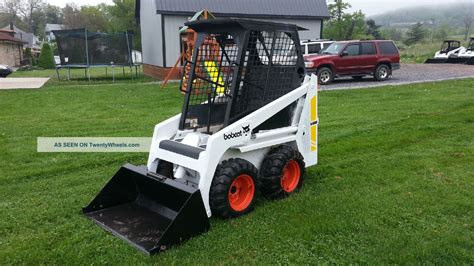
left=0, top=77, right=473, bottom=264
left=9, top=65, right=154, bottom=86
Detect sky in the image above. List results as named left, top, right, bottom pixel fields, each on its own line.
left=46, top=0, right=472, bottom=16
left=345, top=0, right=472, bottom=16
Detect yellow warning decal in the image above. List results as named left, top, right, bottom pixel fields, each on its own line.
left=204, top=61, right=225, bottom=93
left=310, top=95, right=318, bottom=152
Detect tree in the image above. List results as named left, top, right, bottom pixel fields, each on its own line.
left=324, top=0, right=368, bottom=40
left=366, top=19, right=382, bottom=39
left=464, top=15, right=473, bottom=41
left=0, top=0, right=22, bottom=24
left=62, top=4, right=83, bottom=29
left=80, top=5, right=109, bottom=32
left=19, top=0, right=44, bottom=33
left=38, top=43, right=55, bottom=69
left=381, top=28, right=403, bottom=41
left=107, top=0, right=141, bottom=49
left=404, top=22, right=427, bottom=46
left=42, top=4, right=62, bottom=24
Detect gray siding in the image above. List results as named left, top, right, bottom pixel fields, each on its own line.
left=140, top=1, right=163, bottom=66
left=162, top=15, right=188, bottom=68
left=260, top=18, right=322, bottom=41
left=161, top=15, right=322, bottom=68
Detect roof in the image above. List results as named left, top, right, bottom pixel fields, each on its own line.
left=149, top=0, right=330, bottom=19
left=45, top=24, right=65, bottom=32
left=185, top=18, right=306, bottom=33
left=0, top=31, right=27, bottom=44
left=1, top=24, right=26, bottom=34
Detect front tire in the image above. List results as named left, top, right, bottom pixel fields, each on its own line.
left=209, top=158, right=258, bottom=218
left=374, top=64, right=390, bottom=81
left=317, top=67, right=334, bottom=85
left=259, top=145, right=305, bottom=199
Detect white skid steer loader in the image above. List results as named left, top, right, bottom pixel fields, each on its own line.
left=449, top=37, right=474, bottom=65
left=83, top=19, right=319, bottom=255
left=425, top=40, right=463, bottom=64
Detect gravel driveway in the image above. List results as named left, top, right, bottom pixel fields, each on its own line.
left=322, top=63, right=474, bottom=90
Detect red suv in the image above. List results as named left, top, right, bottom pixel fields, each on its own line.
left=304, top=40, right=400, bottom=85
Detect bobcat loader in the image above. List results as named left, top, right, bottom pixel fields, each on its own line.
left=425, top=40, right=463, bottom=64
left=447, top=37, right=474, bottom=65
left=83, top=19, right=319, bottom=254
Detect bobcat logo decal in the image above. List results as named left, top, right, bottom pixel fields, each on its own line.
left=223, top=124, right=251, bottom=140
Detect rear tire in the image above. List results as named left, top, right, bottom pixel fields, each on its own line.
left=374, top=64, right=390, bottom=81
left=210, top=158, right=258, bottom=218
left=259, top=145, right=305, bottom=200
left=317, top=67, right=333, bottom=85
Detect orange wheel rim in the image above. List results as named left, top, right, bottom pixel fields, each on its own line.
left=228, top=174, right=255, bottom=211
left=281, top=160, right=301, bottom=192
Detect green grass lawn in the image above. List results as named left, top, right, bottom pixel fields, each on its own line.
left=9, top=65, right=154, bottom=86
left=0, top=78, right=473, bottom=264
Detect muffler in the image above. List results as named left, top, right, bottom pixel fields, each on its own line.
left=83, top=164, right=210, bottom=255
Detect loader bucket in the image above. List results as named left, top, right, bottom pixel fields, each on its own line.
left=465, top=57, right=474, bottom=65
left=83, top=164, right=210, bottom=255
left=424, top=58, right=447, bottom=64
left=445, top=57, right=468, bottom=64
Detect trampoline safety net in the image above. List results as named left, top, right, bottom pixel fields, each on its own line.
left=53, top=28, right=134, bottom=66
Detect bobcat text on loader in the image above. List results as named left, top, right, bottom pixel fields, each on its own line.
left=83, top=19, right=319, bottom=255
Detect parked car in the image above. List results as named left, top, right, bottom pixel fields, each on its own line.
left=300, top=39, right=334, bottom=56
left=0, top=64, right=13, bottom=78
left=304, top=40, right=401, bottom=85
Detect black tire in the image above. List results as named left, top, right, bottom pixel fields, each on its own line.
left=374, top=64, right=390, bottom=81
left=259, top=145, right=305, bottom=200
left=209, top=158, right=258, bottom=218
left=317, top=67, right=333, bottom=85
left=352, top=75, right=364, bottom=80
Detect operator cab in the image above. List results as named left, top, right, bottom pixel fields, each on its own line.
left=179, top=19, right=306, bottom=134
left=440, top=40, right=461, bottom=54
left=467, top=37, right=474, bottom=51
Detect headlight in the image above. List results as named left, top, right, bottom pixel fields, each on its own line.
left=304, top=61, right=314, bottom=68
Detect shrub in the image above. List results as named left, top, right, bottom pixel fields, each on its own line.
left=38, top=43, right=56, bottom=69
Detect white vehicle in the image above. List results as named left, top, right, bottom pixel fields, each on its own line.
left=83, top=19, right=319, bottom=255
left=301, top=39, right=334, bottom=56
left=448, top=37, right=474, bottom=64
left=425, top=40, right=464, bottom=63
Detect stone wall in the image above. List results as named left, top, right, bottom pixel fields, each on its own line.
left=0, top=42, right=22, bottom=66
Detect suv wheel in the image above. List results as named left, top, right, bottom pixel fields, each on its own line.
left=374, top=64, right=390, bottom=81
left=317, top=67, right=333, bottom=85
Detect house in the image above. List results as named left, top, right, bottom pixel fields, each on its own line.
left=44, top=24, right=65, bottom=41
left=0, top=29, right=26, bottom=66
left=135, top=0, right=330, bottom=79
left=1, top=24, right=39, bottom=49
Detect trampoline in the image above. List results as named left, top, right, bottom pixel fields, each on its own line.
left=53, top=28, right=141, bottom=81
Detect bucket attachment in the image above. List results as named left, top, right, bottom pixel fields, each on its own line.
left=465, top=57, right=474, bottom=65
left=83, top=164, right=210, bottom=255
left=424, top=58, right=447, bottom=64
left=445, top=57, right=468, bottom=64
